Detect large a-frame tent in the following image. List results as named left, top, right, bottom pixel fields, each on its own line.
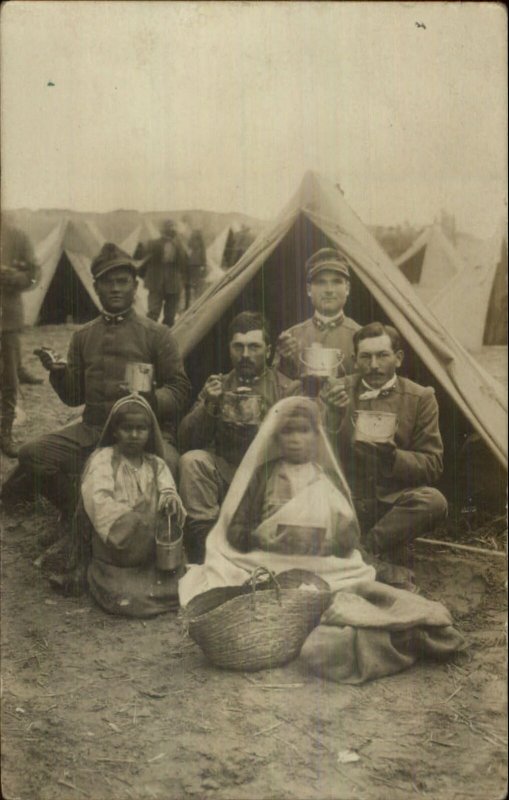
left=173, top=171, right=507, bottom=504
left=24, top=218, right=149, bottom=324
left=432, top=225, right=508, bottom=351
left=395, top=225, right=466, bottom=303
left=24, top=219, right=104, bottom=325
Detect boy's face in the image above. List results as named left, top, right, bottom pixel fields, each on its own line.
left=277, top=418, right=317, bottom=464
left=113, top=411, right=150, bottom=456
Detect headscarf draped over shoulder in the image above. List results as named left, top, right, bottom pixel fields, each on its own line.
left=179, top=397, right=375, bottom=605
left=97, top=394, right=166, bottom=458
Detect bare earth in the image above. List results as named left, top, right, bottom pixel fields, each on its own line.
left=1, top=328, right=507, bottom=800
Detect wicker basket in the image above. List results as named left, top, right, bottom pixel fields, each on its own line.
left=183, top=567, right=331, bottom=672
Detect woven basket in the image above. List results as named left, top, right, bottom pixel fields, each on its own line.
left=183, top=567, right=331, bottom=672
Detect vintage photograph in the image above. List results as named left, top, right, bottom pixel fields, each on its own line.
left=1, top=2, right=507, bottom=798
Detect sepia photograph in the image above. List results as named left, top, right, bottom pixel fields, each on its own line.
left=1, top=2, right=507, bottom=799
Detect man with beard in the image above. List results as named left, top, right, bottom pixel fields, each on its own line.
left=178, top=312, right=294, bottom=562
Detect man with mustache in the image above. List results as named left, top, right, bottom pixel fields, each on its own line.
left=178, top=312, right=294, bottom=562
left=333, top=321, right=447, bottom=589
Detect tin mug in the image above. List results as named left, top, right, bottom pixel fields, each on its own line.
left=354, top=411, right=397, bottom=444
left=300, top=346, right=344, bottom=377
left=125, top=362, right=154, bottom=393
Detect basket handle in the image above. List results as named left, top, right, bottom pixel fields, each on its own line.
left=249, top=566, right=282, bottom=607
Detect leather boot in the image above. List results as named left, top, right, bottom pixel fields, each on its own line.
left=1, top=465, right=36, bottom=509
left=1, top=432, right=19, bottom=459
left=183, top=519, right=215, bottom=565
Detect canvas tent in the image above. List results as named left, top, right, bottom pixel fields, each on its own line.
left=206, top=224, right=237, bottom=273
left=432, top=225, right=508, bottom=351
left=395, top=225, right=466, bottom=303
left=172, top=171, right=507, bottom=506
left=24, top=219, right=104, bottom=325
left=24, top=218, right=148, bottom=324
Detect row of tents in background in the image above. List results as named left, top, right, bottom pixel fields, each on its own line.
left=4, top=195, right=506, bottom=355
left=2, top=208, right=260, bottom=326
left=396, top=222, right=507, bottom=351
left=2, top=171, right=507, bottom=504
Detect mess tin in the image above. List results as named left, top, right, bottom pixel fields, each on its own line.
left=354, top=410, right=397, bottom=444
left=155, top=516, right=183, bottom=572
left=125, top=362, right=154, bottom=393
left=221, top=391, right=264, bottom=426
left=300, top=345, right=344, bottom=377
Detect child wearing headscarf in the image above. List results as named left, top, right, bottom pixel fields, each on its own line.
left=227, top=401, right=359, bottom=557
left=82, top=394, right=186, bottom=617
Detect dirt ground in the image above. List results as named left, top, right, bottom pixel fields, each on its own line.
left=1, top=327, right=507, bottom=800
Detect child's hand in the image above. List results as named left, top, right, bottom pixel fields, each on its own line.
left=158, top=492, right=187, bottom=527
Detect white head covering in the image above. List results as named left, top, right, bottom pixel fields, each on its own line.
left=179, top=397, right=375, bottom=606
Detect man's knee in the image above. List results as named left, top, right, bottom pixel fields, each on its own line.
left=179, top=450, right=216, bottom=482
left=18, top=437, right=50, bottom=472
left=399, top=486, right=448, bottom=524
left=422, top=487, right=448, bottom=523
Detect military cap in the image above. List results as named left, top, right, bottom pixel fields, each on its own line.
left=305, top=248, right=351, bottom=282
left=91, top=243, right=137, bottom=281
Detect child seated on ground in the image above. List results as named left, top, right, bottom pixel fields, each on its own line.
left=82, top=394, right=186, bottom=617
left=226, top=400, right=359, bottom=557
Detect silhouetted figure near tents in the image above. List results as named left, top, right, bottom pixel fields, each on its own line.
left=0, top=224, right=40, bottom=457
left=137, top=220, right=189, bottom=327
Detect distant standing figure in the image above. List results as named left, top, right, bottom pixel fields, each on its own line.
left=138, top=219, right=189, bottom=327
left=0, top=224, right=40, bottom=457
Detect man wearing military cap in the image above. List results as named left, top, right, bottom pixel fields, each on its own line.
left=275, top=247, right=360, bottom=380
left=2, top=243, right=191, bottom=519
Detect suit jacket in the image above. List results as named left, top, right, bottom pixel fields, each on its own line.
left=49, top=309, right=191, bottom=443
left=138, top=235, right=188, bottom=295
left=275, top=315, right=360, bottom=379
left=178, top=367, right=295, bottom=467
left=336, top=374, right=444, bottom=502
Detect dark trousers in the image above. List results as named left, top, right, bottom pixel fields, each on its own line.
left=1, top=330, right=19, bottom=432
left=147, top=292, right=180, bottom=328
left=354, top=487, right=448, bottom=565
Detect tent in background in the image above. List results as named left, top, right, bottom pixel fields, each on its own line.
left=24, top=218, right=148, bottom=324
left=395, top=225, right=466, bottom=303
left=432, top=225, right=508, bottom=351
left=172, top=171, right=507, bottom=506
left=24, top=219, right=104, bottom=325
left=206, top=224, right=238, bottom=273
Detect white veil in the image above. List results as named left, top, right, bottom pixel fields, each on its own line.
left=179, top=397, right=375, bottom=606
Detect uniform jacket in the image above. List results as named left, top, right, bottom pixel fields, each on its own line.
left=178, top=367, right=295, bottom=467
left=1, top=226, right=40, bottom=331
left=336, top=373, right=444, bottom=502
left=138, top=235, right=189, bottom=295
left=49, top=309, right=191, bottom=442
left=275, top=314, right=360, bottom=379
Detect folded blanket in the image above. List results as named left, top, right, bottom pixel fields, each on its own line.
left=299, top=580, right=465, bottom=684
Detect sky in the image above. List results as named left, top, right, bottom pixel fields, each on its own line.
left=1, top=1, right=507, bottom=236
